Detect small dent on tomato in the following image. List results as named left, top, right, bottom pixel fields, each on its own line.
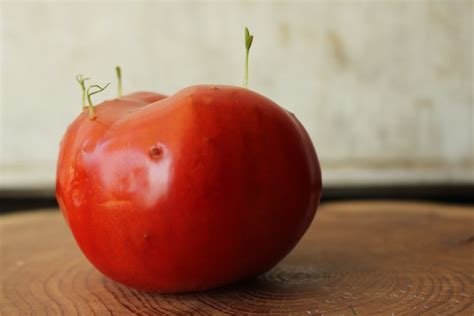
left=144, top=233, right=150, bottom=240
left=81, top=139, right=96, bottom=154
left=71, top=187, right=83, bottom=208
left=149, top=145, right=163, bottom=159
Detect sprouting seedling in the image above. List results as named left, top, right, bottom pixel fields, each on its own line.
left=75, top=74, right=90, bottom=109
left=115, top=66, right=122, bottom=97
left=243, top=26, right=254, bottom=88
left=86, top=83, right=111, bottom=120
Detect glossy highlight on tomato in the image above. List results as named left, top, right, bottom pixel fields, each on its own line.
left=56, top=85, right=322, bottom=292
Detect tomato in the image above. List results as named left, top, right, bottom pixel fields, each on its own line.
left=122, top=91, right=167, bottom=104
left=56, top=85, right=322, bottom=292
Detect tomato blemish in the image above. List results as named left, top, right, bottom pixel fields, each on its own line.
left=149, top=145, right=163, bottom=159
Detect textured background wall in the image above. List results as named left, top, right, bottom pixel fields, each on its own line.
left=1, top=0, right=472, bottom=190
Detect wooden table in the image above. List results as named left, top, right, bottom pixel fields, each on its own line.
left=1, top=201, right=473, bottom=315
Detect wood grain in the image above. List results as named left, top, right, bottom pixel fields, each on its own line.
left=1, top=201, right=473, bottom=315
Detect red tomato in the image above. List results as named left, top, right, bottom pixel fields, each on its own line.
left=56, top=85, right=322, bottom=292
left=122, top=91, right=167, bottom=104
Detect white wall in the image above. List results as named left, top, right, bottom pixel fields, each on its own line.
left=1, top=0, right=473, bottom=189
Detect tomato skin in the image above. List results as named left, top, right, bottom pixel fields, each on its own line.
left=56, top=85, right=322, bottom=292
left=122, top=91, right=167, bottom=104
